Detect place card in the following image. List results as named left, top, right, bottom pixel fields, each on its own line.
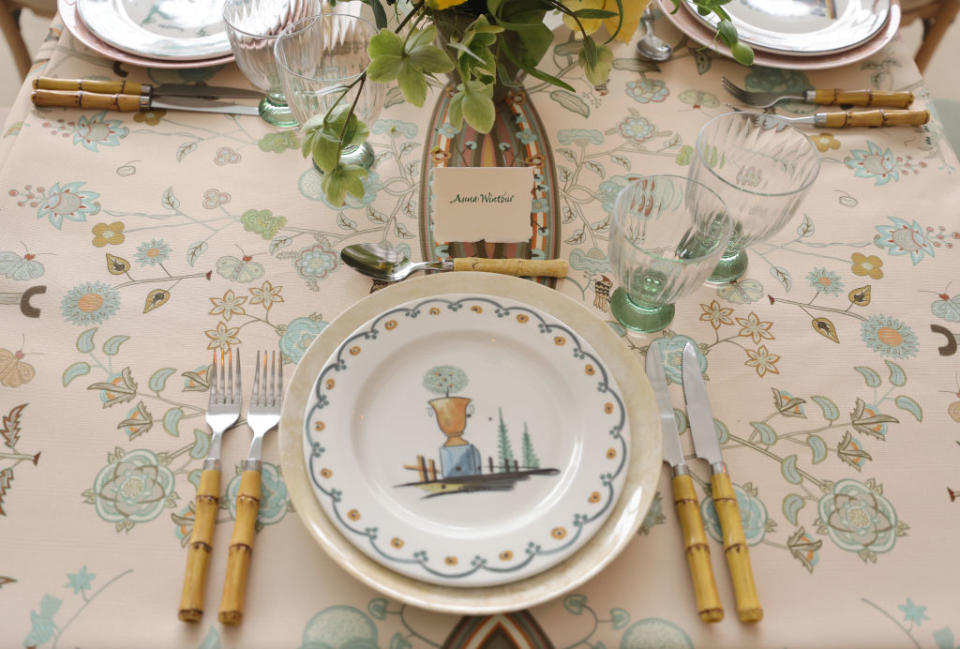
left=432, top=167, right=534, bottom=243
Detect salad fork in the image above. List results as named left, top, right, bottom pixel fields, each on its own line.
left=178, top=349, right=241, bottom=622
left=219, top=350, right=283, bottom=625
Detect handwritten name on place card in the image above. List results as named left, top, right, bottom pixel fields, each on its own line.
left=433, top=167, right=534, bottom=243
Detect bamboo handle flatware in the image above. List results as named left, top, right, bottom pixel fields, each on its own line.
left=34, top=76, right=146, bottom=95
left=32, top=89, right=143, bottom=112
left=820, top=109, right=930, bottom=128
left=672, top=473, right=724, bottom=622
left=710, top=471, right=763, bottom=623
left=811, top=89, right=913, bottom=108
left=451, top=257, right=569, bottom=277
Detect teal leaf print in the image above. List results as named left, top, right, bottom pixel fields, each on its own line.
left=102, top=335, right=129, bottom=356
left=549, top=90, right=590, bottom=117
left=24, top=594, right=61, bottom=646
left=933, top=627, right=957, bottom=649
left=810, top=396, right=840, bottom=421
left=367, top=597, right=388, bottom=620
left=390, top=633, right=412, bottom=649
left=63, top=361, right=91, bottom=387
left=196, top=626, right=220, bottom=649
left=751, top=421, right=777, bottom=445
left=189, top=429, right=211, bottom=459
left=932, top=294, right=960, bottom=321
left=76, top=327, right=97, bottom=353
left=672, top=408, right=687, bottom=434
left=885, top=361, right=906, bottom=386
left=176, top=141, right=198, bottom=162
left=186, top=241, right=208, bottom=266
left=894, top=396, right=922, bottom=421
left=782, top=493, right=805, bottom=525
left=163, top=408, right=183, bottom=436
left=781, top=455, right=802, bottom=484
left=610, top=608, right=630, bottom=629
left=563, top=593, right=587, bottom=615
left=148, top=368, right=177, bottom=392
left=807, top=435, right=828, bottom=464
left=714, top=419, right=728, bottom=444
left=64, top=566, right=95, bottom=594
left=854, top=366, right=882, bottom=387
left=161, top=187, right=180, bottom=210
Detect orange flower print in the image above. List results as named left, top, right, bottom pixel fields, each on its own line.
left=391, top=537, right=404, bottom=549
left=588, top=491, right=601, bottom=503
left=700, top=300, right=733, bottom=329
left=347, top=509, right=361, bottom=521
left=320, top=468, right=332, bottom=478
left=444, top=556, right=458, bottom=565
left=516, top=314, right=529, bottom=323
left=745, top=345, right=780, bottom=377
left=809, top=133, right=840, bottom=153
left=91, top=221, right=125, bottom=247
left=133, top=109, right=167, bottom=125
left=584, top=364, right=595, bottom=376
left=551, top=527, right=566, bottom=539
left=499, top=550, right=513, bottom=560
left=851, top=253, right=884, bottom=279
left=606, top=447, right=617, bottom=459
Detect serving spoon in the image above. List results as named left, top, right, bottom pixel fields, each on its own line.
left=341, top=243, right=569, bottom=282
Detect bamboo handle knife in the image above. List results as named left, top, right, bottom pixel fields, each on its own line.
left=711, top=471, right=763, bottom=623
left=673, top=473, right=724, bottom=622
left=32, top=89, right=142, bottom=112
left=34, top=77, right=146, bottom=95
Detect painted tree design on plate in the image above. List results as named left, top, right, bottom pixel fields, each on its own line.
left=423, top=365, right=468, bottom=398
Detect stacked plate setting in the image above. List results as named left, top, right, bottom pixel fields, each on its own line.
left=660, top=0, right=901, bottom=69
left=61, top=0, right=234, bottom=68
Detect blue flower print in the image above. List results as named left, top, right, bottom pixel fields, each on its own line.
left=874, top=217, right=935, bottom=264
left=73, top=112, right=128, bottom=151
left=299, top=606, right=378, bottom=649
left=817, top=478, right=899, bottom=559
left=36, top=181, right=101, bottom=229
left=861, top=314, right=919, bottom=359
left=845, top=141, right=900, bottom=185
left=436, top=122, right=459, bottom=138
left=280, top=316, right=328, bottom=364
left=618, top=113, right=655, bottom=142
left=557, top=129, right=603, bottom=145
left=531, top=197, right=549, bottom=212
left=626, top=78, right=668, bottom=104
left=134, top=239, right=171, bottom=266
left=806, top=268, right=844, bottom=296
left=65, top=566, right=95, bottom=594
left=898, top=599, right=929, bottom=625
left=61, top=281, right=120, bottom=325
left=296, top=243, right=338, bottom=281
left=595, top=175, right=631, bottom=216
left=517, top=129, right=538, bottom=145
left=226, top=462, right=289, bottom=526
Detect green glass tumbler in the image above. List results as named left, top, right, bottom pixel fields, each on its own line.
left=608, top=175, right=733, bottom=334
left=689, top=112, right=821, bottom=284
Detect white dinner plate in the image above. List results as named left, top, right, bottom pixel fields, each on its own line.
left=280, top=273, right=661, bottom=611
left=683, top=0, right=889, bottom=56
left=77, top=0, right=232, bottom=61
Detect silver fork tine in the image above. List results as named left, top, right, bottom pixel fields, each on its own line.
left=278, top=352, right=283, bottom=405
left=261, top=350, right=268, bottom=406
left=227, top=349, right=234, bottom=404
left=233, top=350, right=241, bottom=405
left=208, top=350, right=219, bottom=407
left=252, top=350, right=261, bottom=407
left=219, top=349, right=226, bottom=405
left=270, top=351, right=276, bottom=407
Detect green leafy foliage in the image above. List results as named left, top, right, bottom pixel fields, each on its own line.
left=366, top=25, right=453, bottom=107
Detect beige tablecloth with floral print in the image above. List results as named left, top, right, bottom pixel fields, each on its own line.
left=1, top=12, right=959, bottom=649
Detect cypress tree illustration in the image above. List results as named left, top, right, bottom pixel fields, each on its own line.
left=496, top=408, right=515, bottom=470
left=521, top=423, right=540, bottom=469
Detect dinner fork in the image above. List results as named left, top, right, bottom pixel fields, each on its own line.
left=219, top=350, right=282, bottom=625
left=178, top=349, right=241, bottom=623
left=720, top=76, right=914, bottom=109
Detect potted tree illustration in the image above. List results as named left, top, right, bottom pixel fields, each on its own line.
left=424, top=365, right=480, bottom=478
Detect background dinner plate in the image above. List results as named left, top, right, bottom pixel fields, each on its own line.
left=280, top=273, right=661, bottom=612
left=660, top=0, right=900, bottom=70
left=77, top=0, right=232, bottom=60
left=61, top=0, right=234, bottom=68
left=683, top=0, right=889, bottom=56
left=301, top=291, right=631, bottom=587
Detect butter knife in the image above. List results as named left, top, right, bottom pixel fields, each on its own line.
left=682, top=342, right=763, bottom=623
left=33, top=77, right=263, bottom=100
left=31, top=90, right=260, bottom=116
left=646, top=346, right=723, bottom=623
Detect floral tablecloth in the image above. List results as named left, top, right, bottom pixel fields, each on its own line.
left=1, top=12, right=959, bottom=649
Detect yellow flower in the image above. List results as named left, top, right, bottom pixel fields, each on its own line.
left=205, top=322, right=240, bottom=351
left=736, top=313, right=774, bottom=344
left=209, top=290, right=247, bottom=321
left=248, top=280, right=284, bottom=310
left=91, top=221, right=126, bottom=247
left=425, top=0, right=468, bottom=9
left=851, top=253, right=884, bottom=279
left=562, top=0, right=648, bottom=43
left=745, top=345, right=780, bottom=377
left=809, top=133, right=840, bottom=152
left=700, top=300, right=734, bottom=330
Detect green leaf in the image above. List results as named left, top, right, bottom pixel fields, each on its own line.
left=312, top=134, right=342, bottom=174
left=102, top=335, right=129, bottom=356
left=807, top=435, right=828, bottom=464
left=77, top=327, right=97, bottom=353
left=894, top=395, right=923, bottom=422
left=63, top=361, right=91, bottom=386
left=369, top=0, right=388, bottom=29
left=448, top=91, right=465, bottom=129
left=368, top=597, right=388, bottom=620
left=162, top=407, right=183, bottom=437
left=366, top=54, right=404, bottom=82
left=563, top=593, right=587, bottom=615
left=397, top=62, right=428, bottom=107
left=781, top=454, right=802, bottom=484
left=885, top=360, right=906, bottom=387
left=572, top=8, right=618, bottom=18
left=461, top=84, right=495, bottom=133
left=148, top=368, right=177, bottom=392
left=717, top=19, right=737, bottom=46
left=549, top=90, right=590, bottom=117
left=581, top=36, right=598, bottom=67
left=854, top=366, right=882, bottom=388
left=612, top=58, right=660, bottom=73
left=501, top=40, right=574, bottom=92
left=408, top=44, right=454, bottom=75
left=368, top=28, right=403, bottom=59
left=810, top=395, right=840, bottom=421
left=782, top=494, right=805, bottom=525
left=405, top=24, right=437, bottom=53
left=189, top=429, right=211, bottom=459
left=610, top=607, right=630, bottom=629
left=750, top=421, right=777, bottom=445
left=322, top=164, right=368, bottom=206
left=578, top=42, right=613, bottom=86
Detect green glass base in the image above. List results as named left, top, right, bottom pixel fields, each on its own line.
left=258, top=97, right=298, bottom=128
left=706, top=249, right=749, bottom=285
left=312, top=142, right=377, bottom=173
left=610, top=287, right=675, bottom=334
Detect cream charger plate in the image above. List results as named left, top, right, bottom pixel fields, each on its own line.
left=280, top=273, right=661, bottom=613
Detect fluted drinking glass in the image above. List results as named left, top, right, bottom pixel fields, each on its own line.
left=689, top=112, right=821, bottom=284
left=222, top=0, right=320, bottom=127
left=609, top=175, right=733, bottom=333
left=275, top=13, right=384, bottom=170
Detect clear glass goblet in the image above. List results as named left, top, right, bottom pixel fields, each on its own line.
left=608, top=175, right=733, bottom=334
left=689, top=112, right=821, bottom=284
left=275, top=13, right=384, bottom=170
left=222, top=0, right=320, bottom=127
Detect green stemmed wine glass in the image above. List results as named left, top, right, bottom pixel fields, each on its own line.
left=689, top=112, right=821, bottom=284
left=608, top=175, right=733, bottom=334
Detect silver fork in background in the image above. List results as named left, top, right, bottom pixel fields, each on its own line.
left=219, top=350, right=283, bottom=626
left=178, top=349, right=241, bottom=622
left=720, top=76, right=914, bottom=109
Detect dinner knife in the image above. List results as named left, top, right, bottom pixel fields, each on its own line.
left=31, top=90, right=260, bottom=116
left=646, top=346, right=724, bottom=623
left=33, top=76, right=263, bottom=100
left=682, top=342, right=763, bottom=623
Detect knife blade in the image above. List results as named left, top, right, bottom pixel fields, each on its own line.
left=646, top=345, right=723, bottom=623
left=34, top=77, right=263, bottom=100
left=31, top=90, right=260, bottom=117
left=682, top=342, right=763, bottom=624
